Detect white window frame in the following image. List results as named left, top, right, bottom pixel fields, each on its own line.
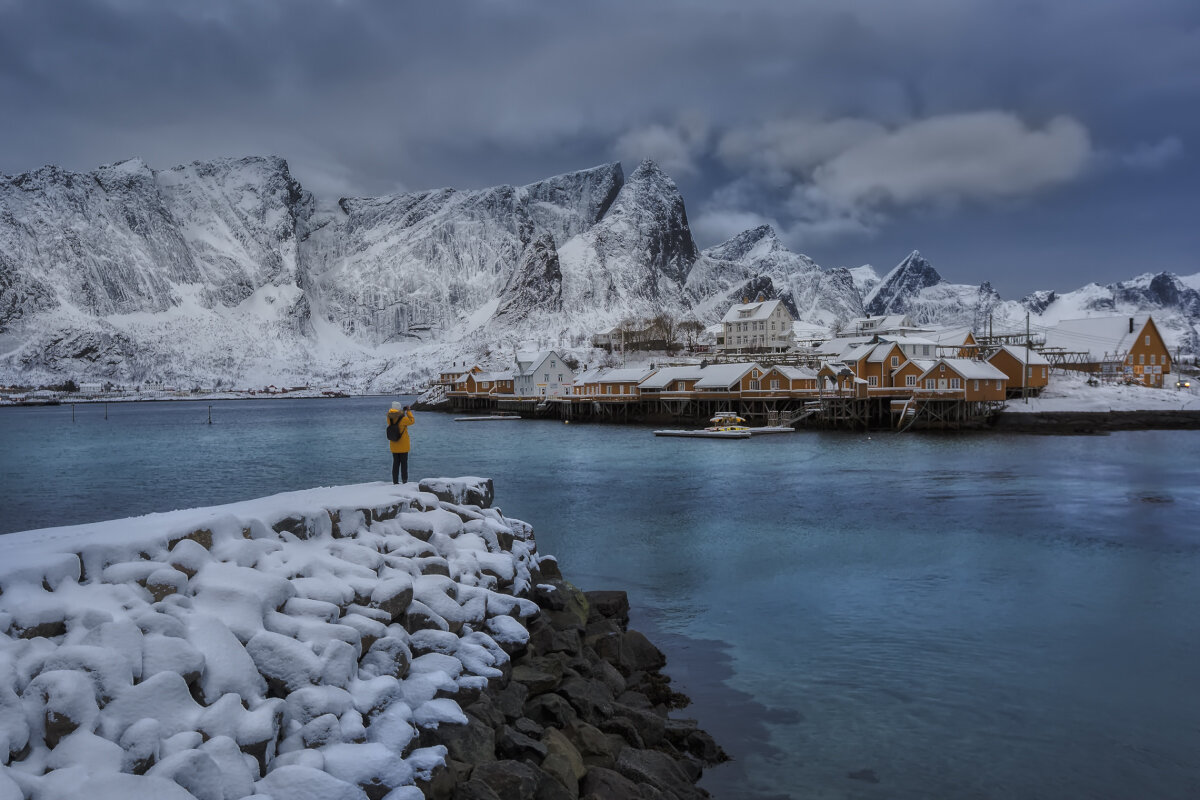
left=906, top=375, right=916, bottom=387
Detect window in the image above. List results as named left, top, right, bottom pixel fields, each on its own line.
left=1145, top=335, right=1150, bottom=346
left=906, top=375, right=916, bottom=387
left=1027, top=366, right=1033, bottom=377
left=771, top=322, right=776, bottom=330
left=974, top=380, right=980, bottom=392
left=891, top=356, right=899, bottom=367
left=1042, top=367, right=1047, bottom=378
left=923, top=345, right=930, bottom=356
left=770, top=379, right=780, bottom=390
left=925, top=378, right=936, bottom=389
left=1149, top=355, right=1155, bottom=365
left=950, top=378, right=961, bottom=389
left=1139, top=354, right=1145, bottom=365
left=939, top=364, right=945, bottom=372
left=557, top=373, right=563, bottom=382
left=544, top=373, right=550, bottom=382
left=868, top=376, right=878, bottom=387
left=749, top=379, right=760, bottom=390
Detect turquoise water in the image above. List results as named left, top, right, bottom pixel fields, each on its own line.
left=3, top=398, right=1200, bottom=799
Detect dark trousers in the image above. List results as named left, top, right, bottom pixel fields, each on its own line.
left=391, top=452, right=408, bottom=484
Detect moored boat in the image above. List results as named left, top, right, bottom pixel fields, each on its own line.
left=654, top=412, right=753, bottom=439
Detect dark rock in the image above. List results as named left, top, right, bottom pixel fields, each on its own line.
left=512, top=663, right=561, bottom=696
left=493, top=681, right=529, bottom=721
left=453, top=779, right=503, bottom=800
left=615, top=748, right=707, bottom=799
left=541, top=726, right=587, bottom=795
left=512, top=716, right=544, bottom=739
left=438, top=715, right=497, bottom=766
left=685, top=730, right=728, bottom=765
left=557, top=676, right=615, bottom=721
left=525, top=693, right=578, bottom=728
left=597, top=717, right=643, bottom=749
left=465, top=694, right=505, bottom=731
left=565, top=719, right=619, bottom=768
left=360, top=636, right=411, bottom=679
left=470, top=760, right=542, bottom=800
left=583, top=591, right=629, bottom=625
left=496, top=724, right=548, bottom=762
left=536, top=557, right=563, bottom=581
left=272, top=516, right=309, bottom=538
left=580, top=766, right=643, bottom=799
left=609, top=704, right=665, bottom=747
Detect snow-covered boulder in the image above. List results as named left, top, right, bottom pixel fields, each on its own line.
left=0, top=479, right=542, bottom=799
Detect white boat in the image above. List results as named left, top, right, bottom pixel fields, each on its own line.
left=454, top=413, right=522, bottom=422
left=654, top=413, right=753, bottom=439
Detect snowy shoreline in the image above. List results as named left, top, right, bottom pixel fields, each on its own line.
left=0, top=479, right=722, bottom=799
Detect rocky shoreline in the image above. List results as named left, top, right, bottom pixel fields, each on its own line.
left=0, top=479, right=725, bottom=800
left=420, top=568, right=728, bottom=799
left=988, top=409, right=1200, bottom=434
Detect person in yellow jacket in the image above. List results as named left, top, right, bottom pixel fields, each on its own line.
left=386, top=403, right=414, bottom=484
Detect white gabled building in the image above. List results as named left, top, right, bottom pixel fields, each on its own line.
left=514, top=350, right=576, bottom=397
left=720, top=298, right=794, bottom=352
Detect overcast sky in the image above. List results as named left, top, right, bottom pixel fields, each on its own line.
left=1, top=0, right=1197, bottom=297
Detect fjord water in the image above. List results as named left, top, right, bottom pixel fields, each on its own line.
left=3, top=399, right=1199, bottom=799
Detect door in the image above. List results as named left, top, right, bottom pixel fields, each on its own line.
left=938, top=379, right=948, bottom=390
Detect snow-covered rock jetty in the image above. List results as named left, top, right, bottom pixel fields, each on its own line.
left=0, top=479, right=723, bottom=799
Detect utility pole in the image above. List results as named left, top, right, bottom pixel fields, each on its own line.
left=1024, top=312, right=1030, bottom=404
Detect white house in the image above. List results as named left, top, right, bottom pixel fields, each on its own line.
left=514, top=350, right=576, bottom=397
left=720, top=298, right=794, bottom=352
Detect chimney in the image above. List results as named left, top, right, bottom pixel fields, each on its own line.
left=1129, top=317, right=1134, bottom=334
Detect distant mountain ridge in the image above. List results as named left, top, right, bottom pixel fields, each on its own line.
left=0, top=156, right=1196, bottom=390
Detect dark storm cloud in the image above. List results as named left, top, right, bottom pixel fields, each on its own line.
left=1, top=0, right=1197, bottom=295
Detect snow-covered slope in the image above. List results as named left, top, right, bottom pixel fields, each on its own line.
left=687, top=226, right=864, bottom=325
left=1, top=155, right=1196, bottom=390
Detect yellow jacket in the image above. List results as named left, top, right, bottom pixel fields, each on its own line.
left=386, top=409, right=414, bottom=453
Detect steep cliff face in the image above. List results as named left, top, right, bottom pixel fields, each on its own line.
left=492, top=233, right=563, bottom=326
left=0, top=154, right=1196, bottom=389
left=557, top=160, right=698, bottom=316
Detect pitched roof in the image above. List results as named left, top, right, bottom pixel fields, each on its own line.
left=1041, top=315, right=1155, bottom=360
left=918, top=358, right=1007, bottom=381
left=721, top=298, right=785, bottom=323
left=991, top=345, right=1049, bottom=366
left=773, top=365, right=818, bottom=380
left=695, top=362, right=761, bottom=388
left=594, top=367, right=656, bottom=383
left=638, top=365, right=705, bottom=389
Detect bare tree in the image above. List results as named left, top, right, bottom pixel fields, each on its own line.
left=679, top=319, right=706, bottom=351
left=650, top=310, right=680, bottom=352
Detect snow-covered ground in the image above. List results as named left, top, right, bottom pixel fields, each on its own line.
left=0, top=479, right=542, bottom=800
left=1005, top=371, right=1200, bottom=413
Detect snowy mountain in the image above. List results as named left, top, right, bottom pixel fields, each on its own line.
left=0, top=155, right=1196, bottom=391
left=688, top=226, right=864, bottom=325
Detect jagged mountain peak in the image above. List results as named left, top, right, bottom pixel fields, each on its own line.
left=703, top=225, right=784, bottom=263
left=864, top=250, right=944, bottom=315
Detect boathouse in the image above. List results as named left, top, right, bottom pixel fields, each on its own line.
left=987, top=345, right=1050, bottom=396
left=1041, top=315, right=1172, bottom=387
left=514, top=350, right=576, bottom=397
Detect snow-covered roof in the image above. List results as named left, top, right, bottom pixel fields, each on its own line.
left=721, top=298, right=784, bottom=324
left=919, top=358, right=1008, bottom=381
left=920, top=327, right=974, bottom=345
left=851, top=314, right=908, bottom=333
left=812, top=336, right=873, bottom=358
left=774, top=365, right=818, bottom=380
left=991, top=345, right=1049, bottom=366
left=591, top=367, right=656, bottom=383
left=1041, top=315, right=1155, bottom=360
left=514, top=350, right=565, bottom=375
left=695, top=362, right=761, bottom=388
left=878, top=335, right=940, bottom=347
left=572, top=367, right=606, bottom=384
left=866, top=342, right=905, bottom=362
left=637, top=365, right=705, bottom=389
left=474, top=371, right=513, bottom=382
left=895, top=359, right=936, bottom=376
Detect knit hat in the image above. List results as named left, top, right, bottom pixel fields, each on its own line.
left=391, top=402, right=402, bottom=411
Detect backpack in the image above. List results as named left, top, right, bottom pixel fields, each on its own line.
left=386, top=418, right=401, bottom=442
